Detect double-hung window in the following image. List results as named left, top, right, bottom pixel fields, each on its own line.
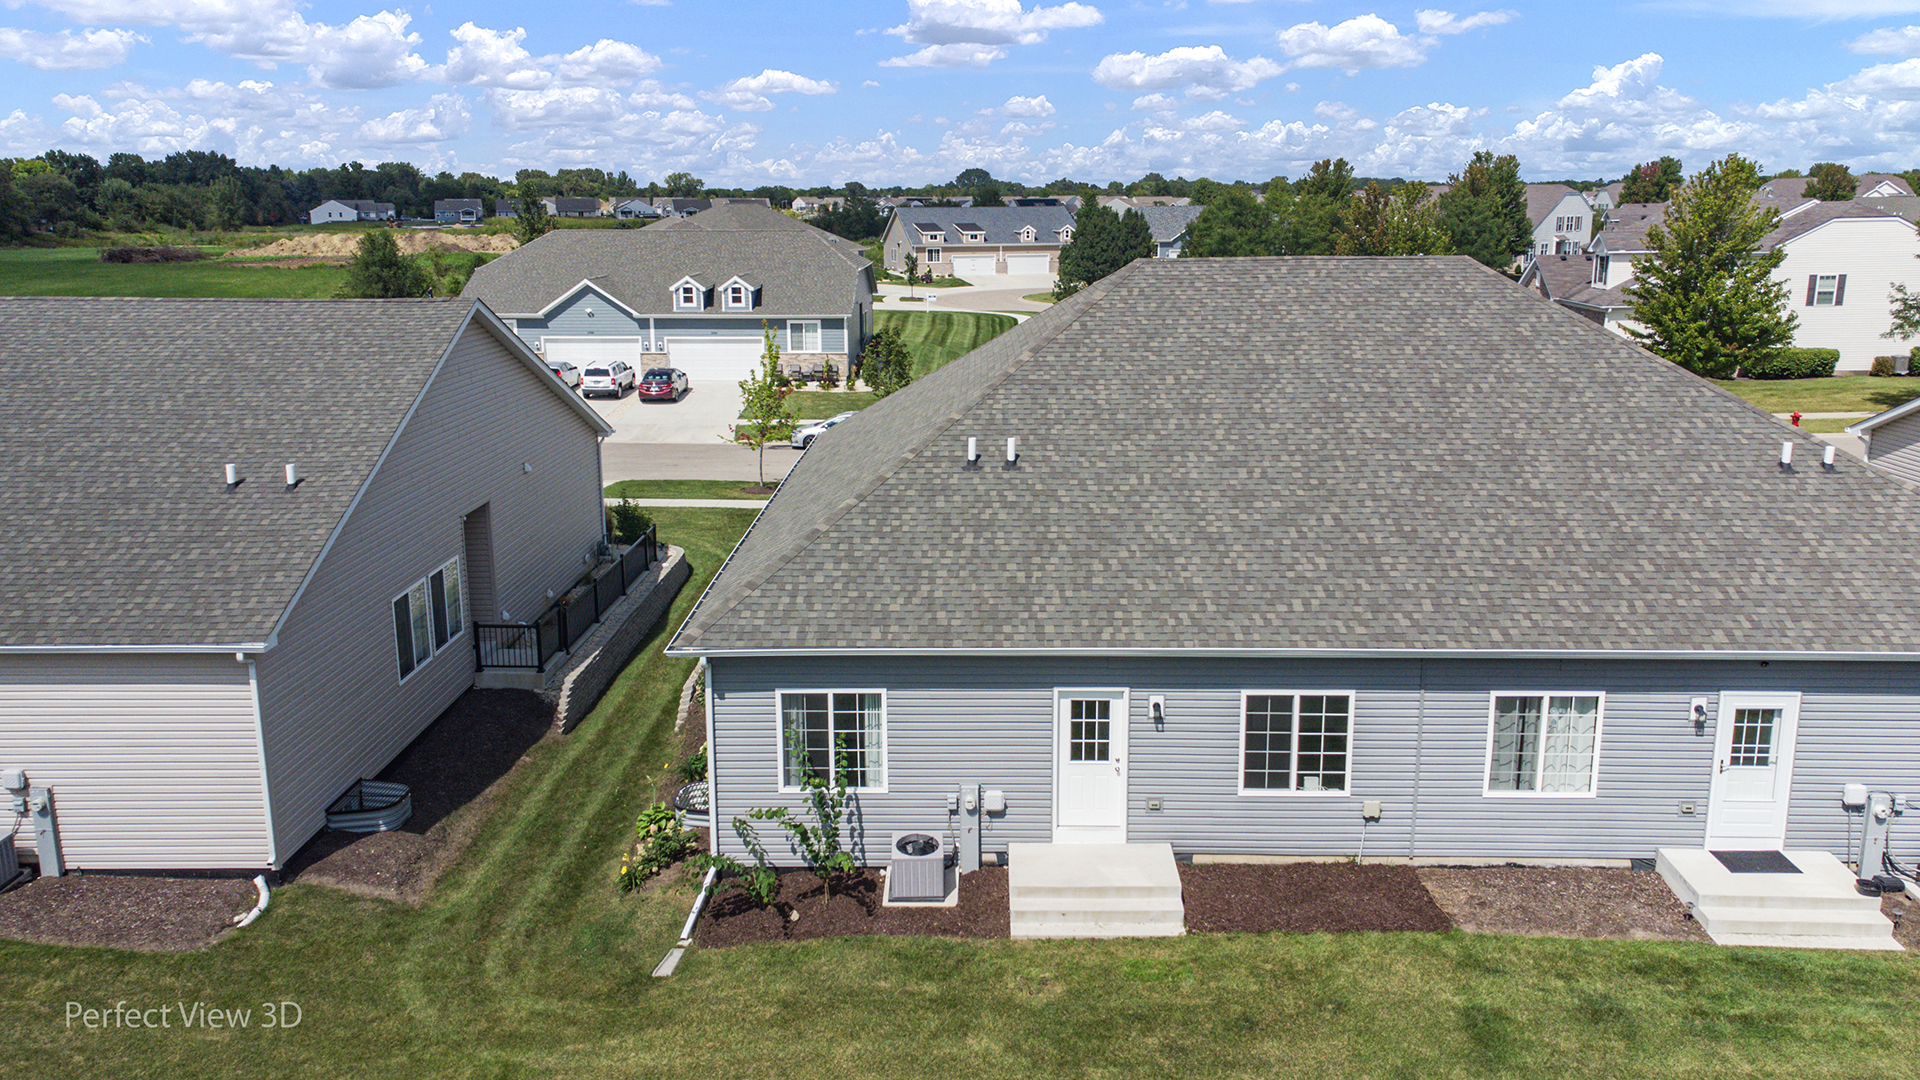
left=788, top=320, right=822, bottom=352
left=1485, top=694, right=1602, bottom=795
left=925, top=247, right=942, bottom=262
left=1809, top=274, right=1844, bottom=306
left=1241, top=692, right=1351, bottom=794
left=393, top=556, right=464, bottom=682
left=780, top=691, right=885, bottom=791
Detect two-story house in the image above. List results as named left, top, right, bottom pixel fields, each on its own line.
left=461, top=203, right=874, bottom=383
left=881, top=206, right=1078, bottom=278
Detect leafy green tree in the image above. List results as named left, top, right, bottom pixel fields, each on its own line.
left=1437, top=151, right=1531, bottom=269
left=1055, top=202, right=1150, bottom=296
left=903, top=252, right=917, bottom=298
left=1620, top=156, right=1684, bottom=204
left=1338, top=182, right=1453, bottom=256
left=953, top=168, right=993, bottom=190
left=813, top=194, right=886, bottom=241
left=1180, top=186, right=1275, bottom=257
left=1804, top=162, right=1856, bottom=201
left=728, top=323, right=798, bottom=487
left=861, top=325, right=914, bottom=397
left=340, top=230, right=432, bottom=298
left=1286, top=158, right=1356, bottom=255
left=1626, top=154, right=1796, bottom=378
left=664, top=171, right=705, bottom=198
left=972, top=181, right=1006, bottom=207
left=207, top=175, right=250, bottom=230
left=0, top=169, right=30, bottom=241
left=514, top=192, right=553, bottom=244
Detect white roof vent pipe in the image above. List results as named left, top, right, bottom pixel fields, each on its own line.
left=1780, top=441, right=1793, bottom=471
left=285, top=462, right=301, bottom=488
left=1005, top=437, right=1019, bottom=466
left=224, top=462, right=241, bottom=488
left=966, top=437, right=979, bottom=464
left=1823, top=445, right=1837, bottom=470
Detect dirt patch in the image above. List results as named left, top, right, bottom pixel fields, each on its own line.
left=1884, top=890, right=1920, bottom=950
left=225, top=232, right=519, bottom=260
left=1180, top=863, right=1453, bottom=934
left=1418, top=866, right=1709, bottom=942
left=698, top=868, right=1010, bottom=947
left=0, top=874, right=258, bottom=951
left=281, top=688, right=553, bottom=902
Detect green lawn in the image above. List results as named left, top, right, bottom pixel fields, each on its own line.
left=2, top=503, right=1918, bottom=1077
left=875, top=308, right=1018, bottom=378
left=0, top=247, right=347, bottom=298
left=1023, top=292, right=1056, bottom=304
left=1712, top=375, right=1920, bottom=415
left=788, top=389, right=880, bottom=417
left=603, top=479, right=774, bottom=500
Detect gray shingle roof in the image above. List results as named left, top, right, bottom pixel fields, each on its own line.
left=1761, top=198, right=1919, bottom=248
left=1137, top=204, right=1205, bottom=243
left=1591, top=203, right=1667, bottom=254
left=896, top=205, right=1076, bottom=246
left=461, top=207, right=870, bottom=317
left=670, top=256, right=1920, bottom=657
left=0, top=298, right=484, bottom=648
left=1525, top=183, right=1578, bottom=225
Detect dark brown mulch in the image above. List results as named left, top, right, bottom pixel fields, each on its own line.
left=280, top=688, right=554, bottom=902
left=1180, top=863, right=1453, bottom=934
left=0, top=874, right=258, bottom=951
left=1884, top=891, right=1920, bottom=951
left=1418, top=866, right=1710, bottom=942
left=698, top=868, right=1010, bottom=948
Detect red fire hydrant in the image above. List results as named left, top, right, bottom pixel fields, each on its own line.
left=1791, top=411, right=1802, bottom=427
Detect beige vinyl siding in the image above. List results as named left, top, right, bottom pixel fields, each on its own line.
left=710, top=654, right=1920, bottom=866
left=1864, top=411, right=1920, bottom=485
left=0, top=653, right=269, bottom=869
left=253, top=320, right=604, bottom=864
left=1773, top=217, right=1920, bottom=370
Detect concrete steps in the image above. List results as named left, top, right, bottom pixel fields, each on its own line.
left=1656, top=847, right=1901, bottom=951
left=1007, top=842, right=1185, bottom=939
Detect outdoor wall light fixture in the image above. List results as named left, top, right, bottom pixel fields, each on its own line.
left=1690, top=698, right=1709, bottom=736
left=1150, top=696, right=1166, bottom=731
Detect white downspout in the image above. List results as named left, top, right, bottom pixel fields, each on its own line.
left=244, top=655, right=280, bottom=871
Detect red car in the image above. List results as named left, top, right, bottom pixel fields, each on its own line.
left=637, top=367, right=689, bottom=402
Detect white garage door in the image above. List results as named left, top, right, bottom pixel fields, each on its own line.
left=949, top=253, right=997, bottom=278
left=1003, top=252, right=1050, bottom=275
left=664, top=337, right=764, bottom=381
left=543, top=337, right=641, bottom=369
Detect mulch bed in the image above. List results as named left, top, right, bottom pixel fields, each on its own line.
left=1417, top=866, right=1710, bottom=942
left=0, top=874, right=258, bottom=951
left=698, top=868, right=1010, bottom=947
left=1180, top=863, right=1454, bottom=933
left=281, top=688, right=554, bottom=902
left=1884, top=891, right=1919, bottom=951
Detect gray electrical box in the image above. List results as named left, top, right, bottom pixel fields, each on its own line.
left=0, top=769, right=24, bottom=791
left=957, top=782, right=982, bottom=873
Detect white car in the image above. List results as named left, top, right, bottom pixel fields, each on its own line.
left=543, top=359, right=582, bottom=390
left=580, top=361, right=636, bottom=399
left=792, top=411, right=857, bottom=449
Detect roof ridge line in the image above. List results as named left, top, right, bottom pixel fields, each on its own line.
left=676, top=264, right=1141, bottom=643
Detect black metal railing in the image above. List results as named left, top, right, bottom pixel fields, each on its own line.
left=474, top=526, right=660, bottom=672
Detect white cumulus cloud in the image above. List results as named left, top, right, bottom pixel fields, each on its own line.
left=0, top=26, right=143, bottom=70
left=703, top=69, right=838, bottom=112
left=985, top=93, right=1055, bottom=116
left=882, top=0, right=1102, bottom=66
left=1091, top=45, right=1284, bottom=98
left=881, top=42, right=1007, bottom=67
left=1413, top=9, right=1516, bottom=35
left=1276, top=14, right=1426, bottom=73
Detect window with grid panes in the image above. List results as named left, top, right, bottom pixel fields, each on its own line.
left=1242, top=694, right=1350, bottom=792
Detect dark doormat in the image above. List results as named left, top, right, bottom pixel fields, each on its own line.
left=1712, top=850, right=1801, bottom=874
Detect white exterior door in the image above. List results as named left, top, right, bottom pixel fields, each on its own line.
left=543, top=337, right=641, bottom=369
left=1705, top=692, right=1801, bottom=849
left=1003, top=252, right=1050, bottom=275
left=662, top=337, right=763, bottom=381
left=1055, top=689, right=1127, bottom=842
left=949, top=252, right=997, bottom=278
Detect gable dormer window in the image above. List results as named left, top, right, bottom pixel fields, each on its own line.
left=1059, top=226, right=1074, bottom=243
left=1019, top=226, right=1036, bottom=242
left=678, top=284, right=699, bottom=308
left=728, top=285, right=747, bottom=307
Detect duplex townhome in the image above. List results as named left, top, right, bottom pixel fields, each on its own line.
left=881, top=205, right=1077, bottom=278
left=1519, top=202, right=1666, bottom=335
left=463, top=203, right=874, bottom=383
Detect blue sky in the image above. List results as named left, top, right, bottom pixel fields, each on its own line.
left=1, top=0, right=1918, bottom=185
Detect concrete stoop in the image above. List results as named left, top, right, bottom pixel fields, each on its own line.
left=1656, top=847, right=1901, bottom=951
left=1007, top=842, right=1185, bottom=939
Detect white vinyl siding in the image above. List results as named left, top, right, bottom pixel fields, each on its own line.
left=1485, top=693, right=1603, bottom=796
left=778, top=690, right=886, bottom=792
left=1772, top=217, right=1918, bottom=368
left=0, top=653, right=270, bottom=870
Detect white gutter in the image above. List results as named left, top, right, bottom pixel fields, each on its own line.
left=668, top=645, right=1920, bottom=663
left=0, top=643, right=269, bottom=655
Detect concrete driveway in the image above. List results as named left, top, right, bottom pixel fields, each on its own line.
left=879, top=272, right=1055, bottom=314
left=585, top=379, right=743, bottom=444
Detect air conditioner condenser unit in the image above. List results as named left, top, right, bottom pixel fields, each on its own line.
left=889, top=832, right=946, bottom=902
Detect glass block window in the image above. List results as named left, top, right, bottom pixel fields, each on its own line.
left=1243, top=694, right=1350, bottom=792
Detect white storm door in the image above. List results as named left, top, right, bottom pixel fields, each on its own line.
left=1055, top=689, right=1127, bottom=841
left=1704, top=692, right=1800, bottom=850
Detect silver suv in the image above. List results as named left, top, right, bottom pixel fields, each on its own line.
left=580, top=361, right=636, bottom=399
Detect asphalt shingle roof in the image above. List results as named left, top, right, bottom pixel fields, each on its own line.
left=0, top=297, right=482, bottom=648
left=671, top=256, right=1920, bottom=657
left=897, top=205, right=1077, bottom=246
left=1762, top=198, right=1920, bottom=247
left=1137, top=204, right=1205, bottom=243
left=1591, top=203, right=1668, bottom=254
left=461, top=205, right=870, bottom=317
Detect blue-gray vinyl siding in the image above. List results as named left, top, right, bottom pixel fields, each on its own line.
left=513, top=289, right=850, bottom=356
left=708, top=654, right=1920, bottom=866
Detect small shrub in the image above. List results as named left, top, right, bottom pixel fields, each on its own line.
left=1741, top=348, right=1839, bottom=380
left=679, top=745, right=708, bottom=784
left=618, top=802, right=700, bottom=892
left=607, top=498, right=652, bottom=545
left=1872, top=355, right=1901, bottom=377
left=1909, top=345, right=1920, bottom=374
left=98, top=245, right=207, bottom=263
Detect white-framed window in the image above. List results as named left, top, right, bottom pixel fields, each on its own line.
left=964, top=231, right=983, bottom=243
left=1019, top=226, right=1036, bottom=242
left=778, top=690, right=886, bottom=792
left=1060, top=227, right=1074, bottom=242
left=1811, top=274, right=1841, bottom=306
left=1483, top=693, right=1603, bottom=796
left=675, top=283, right=701, bottom=310
left=1239, top=692, right=1352, bottom=795
left=1594, top=255, right=1610, bottom=286
left=925, top=248, right=941, bottom=262
left=393, top=556, right=463, bottom=682
left=727, top=284, right=749, bottom=309
left=788, top=320, right=821, bottom=352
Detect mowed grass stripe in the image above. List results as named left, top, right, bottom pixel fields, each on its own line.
left=874, top=309, right=1018, bottom=378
